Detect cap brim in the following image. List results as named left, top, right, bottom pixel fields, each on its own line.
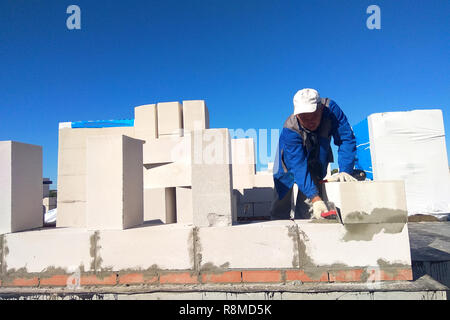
left=293, top=103, right=318, bottom=115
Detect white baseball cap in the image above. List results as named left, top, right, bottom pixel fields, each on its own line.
left=293, top=88, right=320, bottom=115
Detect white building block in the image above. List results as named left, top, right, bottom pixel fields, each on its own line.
left=97, top=224, right=193, bottom=271
left=182, top=100, right=210, bottom=132
left=296, top=220, right=411, bottom=268
left=198, top=220, right=297, bottom=269
left=254, top=172, right=274, bottom=188
left=321, top=181, right=408, bottom=225
left=157, top=102, right=183, bottom=137
left=134, top=104, right=158, bottom=140
left=231, top=138, right=256, bottom=189
left=144, top=188, right=176, bottom=224
left=144, top=162, right=191, bottom=188
left=176, top=186, right=193, bottom=225
left=143, top=135, right=191, bottom=164
left=57, top=126, right=135, bottom=228
left=56, top=201, right=86, bottom=227
left=0, top=141, right=43, bottom=234
left=4, top=228, right=94, bottom=273
left=57, top=175, right=86, bottom=202
left=58, top=147, right=87, bottom=176
left=86, top=135, right=144, bottom=230
left=190, top=129, right=234, bottom=227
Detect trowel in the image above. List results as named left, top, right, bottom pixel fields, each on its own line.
left=321, top=201, right=344, bottom=225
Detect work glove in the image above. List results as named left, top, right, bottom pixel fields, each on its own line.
left=312, top=200, right=328, bottom=220
left=327, top=172, right=357, bottom=182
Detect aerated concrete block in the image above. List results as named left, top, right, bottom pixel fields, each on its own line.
left=157, top=102, right=183, bottom=137
left=57, top=126, right=135, bottom=228
left=295, top=220, right=412, bottom=269
left=143, top=135, right=191, bottom=164
left=190, top=129, right=234, bottom=227
left=231, top=138, right=256, bottom=189
left=143, top=162, right=191, bottom=188
left=321, top=181, right=408, bottom=225
left=57, top=147, right=87, bottom=176
left=0, top=141, right=43, bottom=234
left=56, top=201, right=86, bottom=227
left=144, top=188, right=176, bottom=224
left=176, top=186, right=193, bottom=224
left=134, top=104, right=158, bottom=140
left=57, top=175, right=86, bottom=202
left=4, top=228, right=94, bottom=273
left=254, top=172, right=274, bottom=188
left=198, top=220, right=297, bottom=269
left=97, top=224, right=193, bottom=271
left=182, top=100, right=210, bottom=132
left=86, top=135, right=144, bottom=230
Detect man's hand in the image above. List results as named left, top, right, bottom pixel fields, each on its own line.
left=312, top=200, right=328, bottom=219
left=327, top=172, right=357, bottom=182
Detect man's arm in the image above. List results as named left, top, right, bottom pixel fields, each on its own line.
left=280, top=128, right=319, bottom=200
left=329, top=100, right=356, bottom=174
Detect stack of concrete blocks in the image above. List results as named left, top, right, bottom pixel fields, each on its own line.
left=138, top=101, right=192, bottom=224
left=57, top=125, right=135, bottom=228
left=42, top=178, right=56, bottom=215
left=230, top=136, right=274, bottom=220
left=0, top=141, right=43, bottom=234
left=137, top=100, right=235, bottom=227
left=170, top=100, right=234, bottom=227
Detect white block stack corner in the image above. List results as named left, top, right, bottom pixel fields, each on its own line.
left=367, top=109, right=450, bottom=216
left=0, top=141, right=43, bottom=234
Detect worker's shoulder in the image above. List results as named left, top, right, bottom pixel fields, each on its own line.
left=282, top=114, right=298, bottom=129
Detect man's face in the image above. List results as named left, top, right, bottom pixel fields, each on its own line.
left=297, top=104, right=324, bottom=131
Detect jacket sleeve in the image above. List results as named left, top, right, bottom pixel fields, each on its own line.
left=329, top=100, right=356, bottom=174
left=280, top=128, right=319, bottom=199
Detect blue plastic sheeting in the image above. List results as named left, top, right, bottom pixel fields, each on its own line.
left=71, top=119, right=134, bottom=128
left=352, top=118, right=373, bottom=180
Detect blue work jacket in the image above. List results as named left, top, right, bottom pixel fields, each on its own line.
left=273, top=98, right=356, bottom=200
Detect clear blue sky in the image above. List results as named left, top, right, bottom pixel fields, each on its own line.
left=0, top=0, right=449, bottom=187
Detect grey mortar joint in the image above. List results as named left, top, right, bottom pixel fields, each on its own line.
left=0, top=235, right=4, bottom=276
left=90, top=231, right=102, bottom=272
left=0, top=235, right=8, bottom=276
left=191, top=227, right=202, bottom=272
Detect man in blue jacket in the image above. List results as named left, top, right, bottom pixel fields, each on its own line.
left=271, top=88, right=357, bottom=220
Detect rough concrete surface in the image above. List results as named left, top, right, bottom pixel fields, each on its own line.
left=0, top=275, right=446, bottom=300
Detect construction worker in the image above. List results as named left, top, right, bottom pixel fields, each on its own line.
left=271, top=88, right=357, bottom=220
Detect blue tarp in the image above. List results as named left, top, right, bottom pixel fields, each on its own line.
left=71, top=119, right=134, bottom=128
left=352, top=118, right=373, bottom=180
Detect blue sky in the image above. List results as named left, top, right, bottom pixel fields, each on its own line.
left=0, top=0, right=449, bottom=187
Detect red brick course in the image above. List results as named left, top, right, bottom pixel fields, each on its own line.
left=160, top=272, right=198, bottom=284
left=0, top=268, right=414, bottom=287
left=201, top=271, right=242, bottom=284
left=242, top=270, right=282, bottom=283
